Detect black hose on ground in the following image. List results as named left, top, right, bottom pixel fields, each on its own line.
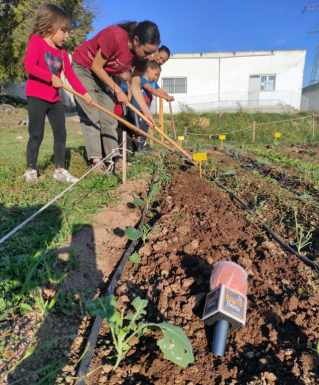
left=75, top=166, right=159, bottom=385
left=220, top=148, right=308, bottom=199
left=203, top=165, right=319, bottom=271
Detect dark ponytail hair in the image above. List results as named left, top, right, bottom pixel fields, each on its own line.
left=117, top=20, right=161, bottom=46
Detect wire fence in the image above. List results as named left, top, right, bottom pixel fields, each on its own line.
left=0, top=144, right=126, bottom=245
left=184, top=114, right=315, bottom=139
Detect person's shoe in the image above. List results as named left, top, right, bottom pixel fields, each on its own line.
left=134, top=142, right=146, bottom=156
left=53, top=168, right=79, bottom=183
left=24, top=169, right=38, bottom=183
left=92, top=161, right=111, bottom=176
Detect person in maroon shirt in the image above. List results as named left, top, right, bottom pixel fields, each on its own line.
left=18, top=3, right=93, bottom=183
left=72, top=21, right=160, bottom=174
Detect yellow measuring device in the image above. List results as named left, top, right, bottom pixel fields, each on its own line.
left=219, top=135, right=226, bottom=150
left=178, top=135, right=185, bottom=148
left=274, top=132, right=281, bottom=145
left=193, top=153, right=207, bottom=178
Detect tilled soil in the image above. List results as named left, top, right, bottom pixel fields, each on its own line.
left=88, top=161, right=319, bottom=385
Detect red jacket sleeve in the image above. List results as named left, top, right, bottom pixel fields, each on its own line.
left=63, top=50, right=87, bottom=95
left=25, top=35, right=52, bottom=84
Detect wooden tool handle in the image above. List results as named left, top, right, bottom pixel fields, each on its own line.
left=169, top=101, right=177, bottom=141
left=62, top=85, right=182, bottom=156
left=128, top=102, right=191, bottom=159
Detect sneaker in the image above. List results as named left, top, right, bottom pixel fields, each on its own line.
left=92, top=161, right=111, bottom=176
left=24, top=169, right=38, bottom=183
left=53, top=169, right=79, bottom=183
left=134, top=142, right=146, bottom=156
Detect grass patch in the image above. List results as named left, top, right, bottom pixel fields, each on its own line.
left=0, top=108, right=159, bottom=320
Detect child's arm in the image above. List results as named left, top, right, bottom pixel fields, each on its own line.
left=131, top=69, right=155, bottom=126
left=25, top=36, right=54, bottom=84
left=142, top=83, right=174, bottom=101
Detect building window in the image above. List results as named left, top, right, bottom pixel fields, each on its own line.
left=162, top=77, right=187, bottom=93
left=260, top=75, right=276, bottom=91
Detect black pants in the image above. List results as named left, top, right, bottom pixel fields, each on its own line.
left=27, top=97, right=66, bottom=169
left=129, top=109, right=148, bottom=144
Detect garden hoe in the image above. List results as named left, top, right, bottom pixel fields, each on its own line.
left=128, top=102, right=192, bottom=159
left=62, top=85, right=192, bottom=161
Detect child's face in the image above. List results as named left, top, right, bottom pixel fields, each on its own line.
left=51, top=27, right=69, bottom=47
left=146, top=67, right=161, bottom=82
left=120, top=72, right=132, bottom=85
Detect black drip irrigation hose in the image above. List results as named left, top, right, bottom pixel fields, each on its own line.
left=220, top=148, right=307, bottom=199
left=75, top=165, right=159, bottom=385
left=203, top=165, right=319, bottom=271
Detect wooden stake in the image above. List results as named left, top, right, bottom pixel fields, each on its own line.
left=252, top=121, right=256, bottom=143
left=169, top=101, right=177, bottom=140
left=159, top=95, right=164, bottom=142
left=122, top=131, right=127, bottom=184
left=62, top=85, right=184, bottom=157
left=150, top=127, right=153, bottom=147
left=312, top=111, right=315, bottom=139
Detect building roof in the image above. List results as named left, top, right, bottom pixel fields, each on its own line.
left=170, top=49, right=306, bottom=59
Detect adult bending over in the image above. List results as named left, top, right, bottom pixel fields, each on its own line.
left=72, top=21, right=160, bottom=173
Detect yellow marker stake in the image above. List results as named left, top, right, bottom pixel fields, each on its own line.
left=219, top=135, right=226, bottom=150
left=193, top=153, right=207, bottom=178
left=274, top=132, right=281, bottom=145
left=178, top=136, right=185, bottom=148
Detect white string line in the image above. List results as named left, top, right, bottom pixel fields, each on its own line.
left=186, top=115, right=314, bottom=138
left=0, top=145, right=124, bottom=245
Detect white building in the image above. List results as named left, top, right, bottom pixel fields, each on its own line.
left=302, top=83, right=319, bottom=112
left=155, top=49, right=308, bottom=114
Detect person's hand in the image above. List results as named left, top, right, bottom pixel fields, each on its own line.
left=169, top=96, right=175, bottom=102
left=132, top=131, right=140, bottom=140
left=145, top=110, right=155, bottom=127
left=116, top=90, right=129, bottom=106
left=84, top=92, right=94, bottom=106
left=51, top=75, right=63, bottom=89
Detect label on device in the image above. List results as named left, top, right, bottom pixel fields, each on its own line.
left=202, top=284, right=247, bottom=331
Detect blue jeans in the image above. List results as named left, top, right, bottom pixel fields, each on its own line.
left=129, top=109, right=148, bottom=145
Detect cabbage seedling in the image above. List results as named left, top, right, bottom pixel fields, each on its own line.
left=85, top=296, right=194, bottom=376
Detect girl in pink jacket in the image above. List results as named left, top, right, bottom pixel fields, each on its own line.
left=20, top=3, right=93, bottom=183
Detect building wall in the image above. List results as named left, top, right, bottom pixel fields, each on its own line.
left=157, top=49, right=306, bottom=113
left=302, top=83, right=319, bottom=112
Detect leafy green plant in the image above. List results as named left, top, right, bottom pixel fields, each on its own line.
left=129, top=253, right=141, bottom=264
left=35, top=288, right=59, bottom=317
left=252, top=195, right=267, bottom=216
left=85, top=296, right=194, bottom=377
left=125, top=226, right=143, bottom=241
left=290, top=209, right=314, bottom=254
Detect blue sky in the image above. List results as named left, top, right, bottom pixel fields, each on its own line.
left=88, top=0, right=319, bottom=87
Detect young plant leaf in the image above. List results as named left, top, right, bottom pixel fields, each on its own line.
left=125, top=226, right=142, bottom=241
left=223, top=170, right=236, bottom=176
left=20, top=303, right=33, bottom=315
left=126, top=297, right=148, bottom=330
left=85, top=296, right=121, bottom=327
left=129, top=253, right=141, bottom=264
left=0, top=298, right=5, bottom=312
left=133, top=198, right=145, bottom=206
left=156, top=322, right=194, bottom=367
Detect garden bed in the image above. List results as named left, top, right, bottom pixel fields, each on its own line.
left=83, top=158, right=319, bottom=385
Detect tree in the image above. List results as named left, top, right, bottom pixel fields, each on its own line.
left=0, top=0, right=96, bottom=82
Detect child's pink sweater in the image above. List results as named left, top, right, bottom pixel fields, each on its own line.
left=25, top=35, right=87, bottom=103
